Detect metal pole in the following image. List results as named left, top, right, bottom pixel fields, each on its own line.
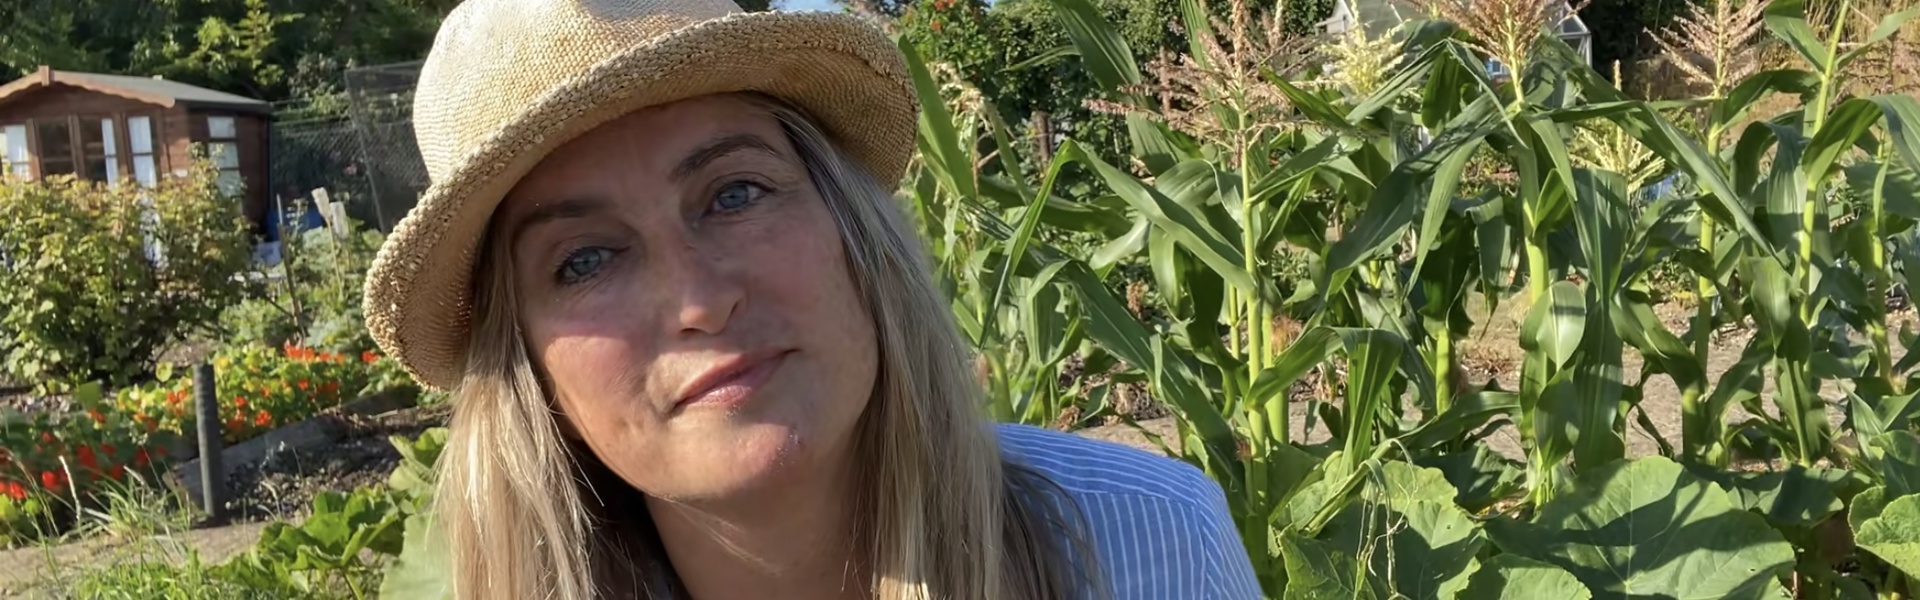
left=193, top=362, right=225, bottom=520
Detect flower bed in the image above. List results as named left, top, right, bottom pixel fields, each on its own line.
left=1, top=384, right=177, bottom=544
left=114, top=343, right=390, bottom=446
left=0, top=344, right=408, bottom=545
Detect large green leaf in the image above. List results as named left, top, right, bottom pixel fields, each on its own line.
left=1281, top=531, right=1381, bottom=600
left=1486, top=457, right=1796, bottom=600
left=988, top=140, right=1079, bottom=318
left=1855, top=494, right=1920, bottom=579
left=898, top=39, right=975, bottom=201
left=1844, top=160, right=1920, bottom=221
left=1063, top=143, right=1269, bottom=301
left=1325, top=93, right=1503, bottom=295
left=378, top=512, right=452, bottom=600
left=1521, top=281, right=1586, bottom=369
left=1716, top=70, right=1819, bottom=127
left=1295, top=462, right=1484, bottom=600
left=1569, top=170, right=1630, bottom=469
left=1339, top=328, right=1410, bottom=459
left=1039, top=0, right=1139, bottom=96
left=1869, top=431, right=1920, bottom=495
left=1040, top=0, right=1183, bottom=171
left=1458, top=554, right=1594, bottom=600
left=1684, top=463, right=1856, bottom=528
left=1057, top=261, right=1238, bottom=472
left=1764, top=0, right=1831, bottom=71
left=1415, top=446, right=1524, bottom=513
left=1552, top=61, right=1774, bottom=254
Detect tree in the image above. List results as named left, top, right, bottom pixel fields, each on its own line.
left=0, top=0, right=459, bottom=103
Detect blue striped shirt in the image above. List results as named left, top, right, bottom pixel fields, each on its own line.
left=997, top=424, right=1264, bottom=599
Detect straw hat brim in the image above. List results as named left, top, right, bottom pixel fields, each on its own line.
left=363, top=11, right=917, bottom=391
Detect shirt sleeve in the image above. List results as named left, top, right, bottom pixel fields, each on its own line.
left=1075, top=463, right=1265, bottom=600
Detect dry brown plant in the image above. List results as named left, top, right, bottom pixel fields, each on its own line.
left=1651, top=0, right=1767, bottom=98
left=1404, top=0, right=1589, bottom=110
left=1086, top=0, right=1317, bottom=154
left=1845, top=0, right=1920, bottom=96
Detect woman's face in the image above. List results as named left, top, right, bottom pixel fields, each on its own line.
left=498, top=95, right=878, bottom=502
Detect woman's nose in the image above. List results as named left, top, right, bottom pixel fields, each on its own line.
left=660, top=245, right=744, bottom=337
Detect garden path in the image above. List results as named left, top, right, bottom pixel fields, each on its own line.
left=0, top=520, right=270, bottom=597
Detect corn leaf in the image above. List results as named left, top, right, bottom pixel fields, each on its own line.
left=1836, top=6, right=1920, bottom=69
left=1764, top=0, right=1831, bottom=71
left=899, top=40, right=975, bottom=201
left=1062, top=143, right=1269, bottom=302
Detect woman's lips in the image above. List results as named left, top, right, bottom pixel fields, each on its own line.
left=674, top=350, right=792, bottom=411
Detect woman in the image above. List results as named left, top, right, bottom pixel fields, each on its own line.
left=362, top=0, right=1261, bottom=598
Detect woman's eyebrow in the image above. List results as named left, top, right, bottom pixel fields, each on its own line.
left=671, top=133, right=779, bottom=183
left=511, top=196, right=610, bottom=246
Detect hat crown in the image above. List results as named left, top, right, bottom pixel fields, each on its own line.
left=413, top=0, right=742, bottom=183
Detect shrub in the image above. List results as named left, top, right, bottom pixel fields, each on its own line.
left=0, top=163, right=253, bottom=388
left=221, top=218, right=384, bottom=355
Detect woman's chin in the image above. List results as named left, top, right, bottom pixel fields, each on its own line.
left=656, top=423, right=814, bottom=500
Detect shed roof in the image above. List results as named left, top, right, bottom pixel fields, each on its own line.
left=0, top=66, right=270, bottom=114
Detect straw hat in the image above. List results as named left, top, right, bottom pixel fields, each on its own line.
left=362, top=0, right=917, bottom=391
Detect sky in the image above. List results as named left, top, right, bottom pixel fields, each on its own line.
left=775, top=0, right=846, bottom=12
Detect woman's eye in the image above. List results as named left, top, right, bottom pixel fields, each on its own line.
left=556, top=247, right=613, bottom=285
left=711, top=180, right=770, bottom=213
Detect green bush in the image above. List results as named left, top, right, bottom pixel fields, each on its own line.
left=0, top=164, right=252, bottom=388
left=221, top=217, right=384, bottom=355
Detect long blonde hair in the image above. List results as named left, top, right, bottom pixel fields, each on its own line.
left=432, top=94, right=1097, bottom=600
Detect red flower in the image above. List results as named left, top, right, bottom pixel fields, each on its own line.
left=362, top=350, right=379, bottom=364
left=322, top=381, right=340, bottom=396
left=134, top=447, right=151, bottom=467
left=930, top=19, right=942, bottom=31
left=5, top=481, right=24, bottom=501
left=39, top=432, right=56, bottom=444
left=40, top=471, right=60, bottom=491
left=88, top=408, right=106, bottom=424
left=234, top=396, right=249, bottom=409
left=297, top=380, right=311, bottom=391
left=108, top=465, right=125, bottom=481
left=101, top=443, right=117, bottom=457
left=76, top=445, right=98, bottom=470
left=166, top=391, right=184, bottom=406
left=255, top=410, right=273, bottom=427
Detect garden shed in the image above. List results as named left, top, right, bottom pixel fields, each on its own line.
left=1320, top=0, right=1593, bottom=69
left=0, top=66, right=272, bottom=229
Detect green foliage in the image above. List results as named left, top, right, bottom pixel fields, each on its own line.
left=923, top=0, right=1920, bottom=596
left=113, top=344, right=379, bottom=445
left=0, top=165, right=253, bottom=388
left=222, top=219, right=386, bottom=354
left=0, top=0, right=459, bottom=101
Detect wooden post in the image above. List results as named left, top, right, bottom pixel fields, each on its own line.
left=193, top=362, right=225, bottom=520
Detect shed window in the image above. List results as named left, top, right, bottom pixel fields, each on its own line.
left=206, top=116, right=242, bottom=196
left=128, top=116, right=157, bottom=187
left=37, top=120, right=74, bottom=178
left=1, top=125, right=26, bottom=178
left=82, top=118, right=118, bottom=185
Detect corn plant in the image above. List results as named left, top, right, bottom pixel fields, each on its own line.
left=912, top=0, right=1920, bottom=595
